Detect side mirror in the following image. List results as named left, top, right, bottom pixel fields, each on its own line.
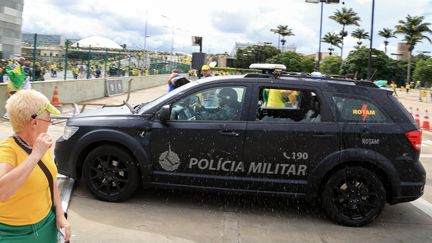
left=158, top=105, right=170, bottom=122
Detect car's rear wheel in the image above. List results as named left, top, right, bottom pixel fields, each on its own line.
left=83, top=145, right=139, bottom=202
left=322, top=166, right=386, bottom=227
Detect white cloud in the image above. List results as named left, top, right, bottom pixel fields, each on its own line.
left=22, top=0, right=432, bottom=57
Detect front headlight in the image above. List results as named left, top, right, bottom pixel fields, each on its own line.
left=63, top=126, right=79, bottom=140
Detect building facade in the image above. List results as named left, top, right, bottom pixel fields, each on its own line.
left=396, top=42, right=410, bottom=61
left=0, top=0, right=23, bottom=59
left=22, top=33, right=65, bottom=47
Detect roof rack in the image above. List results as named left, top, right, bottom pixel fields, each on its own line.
left=249, top=63, right=286, bottom=72
left=245, top=63, right=378, bottom=88
left=244, top=72, right=378, bottom=88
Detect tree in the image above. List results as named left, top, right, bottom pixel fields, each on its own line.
left=234, top=45, right=280, bottom=68
left=301, top=56, right=315, bottom=73
left=322, top=32, right=342, bottom=56
left=413, top=58, right=432, bottom=87
left=341, top=47, right=392, bottom=80
left=320, top=56, right=342, bottom=76
left=351, top=28, right=370, bottom=48
left=270, top=26, right=281, bottom=50
left=378, top=28, right=396, bottom=54
left=387, top=59, right=408, bottom=86
left=329, top=7, right=361, bottom=59
left=266, top=51, right=304, bottom=72
left=395, top=15, right=432, bottom=84
left=270, top=25, right=294, bottom=52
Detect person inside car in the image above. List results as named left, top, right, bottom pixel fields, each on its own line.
left=195, top=88, right=241, bottom=121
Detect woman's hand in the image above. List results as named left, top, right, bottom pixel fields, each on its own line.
left=56, top=212, right=71, bottom=242
left=31, top=133, right=52, bottom=158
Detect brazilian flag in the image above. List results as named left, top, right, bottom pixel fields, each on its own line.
left=6, top=63, right=26, bottom=89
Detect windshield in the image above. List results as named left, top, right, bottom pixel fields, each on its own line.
left=137, top=80, right=199, bottom=113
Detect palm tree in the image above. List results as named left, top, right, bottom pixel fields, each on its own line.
left=329, top=7, right=361, bottom=59
left=378, top=28, right=396, bottom=54
left=395, top=15, right=432, bottom=84
left=270, top=25, right=294, bottom=51
left=351, top=28, right=370, bottom=47
left=322, top=32, right=342, bottom=56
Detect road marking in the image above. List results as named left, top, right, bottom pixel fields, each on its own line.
left=411, top=198, right=432, bottom=219
left=420, top=154, right=432, bottom=158
left=421, top=140, right=432, bottom=147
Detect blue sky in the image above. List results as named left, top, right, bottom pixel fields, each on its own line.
left=22, top=0, right=432, bottom=57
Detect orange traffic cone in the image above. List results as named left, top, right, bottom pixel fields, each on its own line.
left=415, top=108, right=420, bottom=126
left=51, top=86, right=60, bottom=106
left=422, top=109, right=430, bottom=131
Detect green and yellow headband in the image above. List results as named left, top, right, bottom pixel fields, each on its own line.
left=31, top=103, right=61, bottom=119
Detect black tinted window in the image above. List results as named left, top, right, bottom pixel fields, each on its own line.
left=171, top=86, right=246, bottom=121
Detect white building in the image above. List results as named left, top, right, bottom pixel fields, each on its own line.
left=0, top=0, right=23, bottom=59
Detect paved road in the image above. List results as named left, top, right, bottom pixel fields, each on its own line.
left=1, top=85, right=432, bottom=242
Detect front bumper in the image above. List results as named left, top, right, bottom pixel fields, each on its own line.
left=54, top=136, right=78, bottom=178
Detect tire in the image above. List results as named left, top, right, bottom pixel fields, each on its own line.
left=83, top=145, right=140, bottom=202
left=321, top=166, right=386, bottom=227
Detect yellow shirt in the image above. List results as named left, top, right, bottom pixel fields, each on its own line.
left=267, top=89, right=298, bottom=108
left=0, top=137, right=57, bottom=226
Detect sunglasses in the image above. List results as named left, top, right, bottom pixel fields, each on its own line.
left=34, top=117, right=52, bottom=124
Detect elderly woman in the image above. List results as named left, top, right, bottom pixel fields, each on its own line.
left=0, top=89, right=70, bottom=242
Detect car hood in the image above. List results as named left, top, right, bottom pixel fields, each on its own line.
left=74, top=105, right=134, bottom=118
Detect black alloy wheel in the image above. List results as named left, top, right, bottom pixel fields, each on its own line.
left=322, top=166, right=386, bottom=227
left=83, top=145, right=140, bottom=202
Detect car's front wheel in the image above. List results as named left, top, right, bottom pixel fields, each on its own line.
left=322, top=166, right=386, bottom=227
left=83, top=145, right=140, bottom=202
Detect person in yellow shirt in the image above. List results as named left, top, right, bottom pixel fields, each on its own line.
left=266, top=89, right=298, bottom=108
left=390, top=82, right=398, bottom=96
left=0, top=90, right=71, bottom=242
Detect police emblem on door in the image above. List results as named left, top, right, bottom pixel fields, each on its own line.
left=159, top=144, right=180, bottom=171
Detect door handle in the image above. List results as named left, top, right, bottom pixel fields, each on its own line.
left=312, top=134, right=335, bottom=139
left=219, top=130, right=240, bottom=137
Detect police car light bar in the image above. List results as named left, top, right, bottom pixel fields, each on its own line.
left=249, top=63, right=287, bottom=71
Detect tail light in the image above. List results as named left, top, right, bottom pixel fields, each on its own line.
left=405, top=129, right=422, bottom=151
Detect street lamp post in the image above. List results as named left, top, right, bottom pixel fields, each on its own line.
left=64, top=40, right=70, bottom=80
left=306, top=0, right=340, bottom=71
left=86, top=45, right=91, bottom=79
left=104, top=48, right=108, bottom=78
left=31, top=33, right=37, bottom=81
left=367, top=0, right=375, bottom=80
left=128, top=55, right=131, bottom=76
left=317, top=1, right=324, bottom=71
left=144, top=11, right=148, bottom=69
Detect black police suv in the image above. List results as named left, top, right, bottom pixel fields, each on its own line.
left=55, top=65, right=425, bottom=226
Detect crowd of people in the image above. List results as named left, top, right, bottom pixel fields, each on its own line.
left=0, top=57, right=32, bottom=99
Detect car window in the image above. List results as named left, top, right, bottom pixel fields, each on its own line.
left=256, top=87, right=321, bottom=123
left=170, top=86, right=246, bottom=121
left=332, top=96, right=389, bottom=122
